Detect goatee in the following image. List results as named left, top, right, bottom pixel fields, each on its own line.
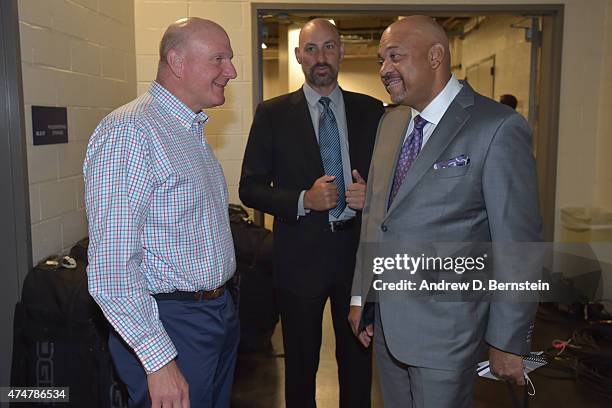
left=307, top=63, right=338, bottom=88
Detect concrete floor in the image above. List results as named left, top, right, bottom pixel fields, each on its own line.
left=232, top=301, right=384, bottom=407
left=231, top=303, right=611, bottom=408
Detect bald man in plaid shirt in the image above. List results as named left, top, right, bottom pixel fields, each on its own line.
left=84, top=18, right=238, bottom=408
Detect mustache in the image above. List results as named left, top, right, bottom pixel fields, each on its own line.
left=312, top=63, right=332, bottom=70
left=381, top=73, right=402, bottom=83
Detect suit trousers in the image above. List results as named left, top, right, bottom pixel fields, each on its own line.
left=277, top=228, right=372, bottom=408
left=374, top=304, right=476, bottom=408
left=108, top=291, right=239, bottom=408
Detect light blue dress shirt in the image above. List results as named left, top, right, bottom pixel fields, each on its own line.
left=297, top=82, right=356, bottom=222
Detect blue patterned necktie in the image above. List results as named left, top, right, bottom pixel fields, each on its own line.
left=318, top=96, right=346, bottom=218
left=388, top=115, right=428, bottom=207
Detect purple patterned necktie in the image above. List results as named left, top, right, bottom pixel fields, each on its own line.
left=388, top=115, right=428, bottom=207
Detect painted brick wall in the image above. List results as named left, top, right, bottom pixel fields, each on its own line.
left=134, top=0, right=252, bottom=205
left=19, top=0, right=137, bottom=264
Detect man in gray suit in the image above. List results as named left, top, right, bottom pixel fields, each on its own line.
left=348, top=16, right=542, bottom=407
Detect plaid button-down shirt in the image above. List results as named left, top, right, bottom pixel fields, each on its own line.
left=84, top=81, right=236, bottom=373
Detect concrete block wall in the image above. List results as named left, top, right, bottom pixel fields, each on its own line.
left=19, top=0, right=137, bottom=264
left=134, top=0, right=252, bottom=205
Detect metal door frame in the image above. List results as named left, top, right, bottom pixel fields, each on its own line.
left=0, top=0, right=32, bottom=390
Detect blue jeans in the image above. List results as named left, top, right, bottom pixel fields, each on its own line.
left=109, top=291, right=239, bottom=407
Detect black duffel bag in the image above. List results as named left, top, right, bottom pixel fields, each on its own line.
left=229, top=204, right=278, bottom=353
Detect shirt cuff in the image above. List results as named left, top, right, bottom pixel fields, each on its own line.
left=297, top=190, right=311, bottom=218
left=350, top=296, right=362, bottom=306
left=134, top=330, right=178, bottom=374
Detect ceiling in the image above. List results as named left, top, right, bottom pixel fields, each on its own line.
left=260, top=13, right=479, bottom=58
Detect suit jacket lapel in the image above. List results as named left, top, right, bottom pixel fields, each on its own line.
left=385, top=84, right=474, bottom=219
left=378, top=106, right=412, bottom=213
left=290, top=89, right=324, bottom=175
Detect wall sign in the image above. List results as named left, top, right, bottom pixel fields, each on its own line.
left=32, top=106, right=68, bottom=145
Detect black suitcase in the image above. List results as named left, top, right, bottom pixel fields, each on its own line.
left=11, top=257, right=127, bottom=407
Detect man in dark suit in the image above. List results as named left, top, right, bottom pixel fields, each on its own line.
left=348, top=16, right=542, bottom=407
left=240, top=18, right=384, bottom=408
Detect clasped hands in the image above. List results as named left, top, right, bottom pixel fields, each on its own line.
left=304, top=169, right=366, bottom=211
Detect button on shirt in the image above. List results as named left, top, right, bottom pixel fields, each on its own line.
left=84, top=81, right=236, bottom=373
left=349, top=75, right=463, bottom=307
left=298, top=83, right=355, bottom=221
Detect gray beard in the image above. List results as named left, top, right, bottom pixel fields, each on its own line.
left=388, top=85, right=407, bottom=104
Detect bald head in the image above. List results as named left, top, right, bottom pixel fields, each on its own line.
left=378, top=15, right=452, bottom=110
left=397, top=16, right=448, bottom=43
left=158, top=17, right=227, bottom=68
left=299, top=18, right=340, bottom=47
left=385, top=16, right=450, bottom=72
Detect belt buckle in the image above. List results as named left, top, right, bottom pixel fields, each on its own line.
left=330, top=221, right=336, bottom=232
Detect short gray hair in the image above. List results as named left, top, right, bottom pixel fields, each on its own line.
left=159, top=24, right=188, bottom=65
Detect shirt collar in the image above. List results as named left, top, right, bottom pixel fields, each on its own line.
left=302, top=82, right=342, bottom=110
left=411, top=74, right=462, bottom=126
left=149, top=81, right=209, bottom=129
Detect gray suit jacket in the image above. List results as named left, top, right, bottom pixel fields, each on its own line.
left=352, top=82, right=542, bottom=370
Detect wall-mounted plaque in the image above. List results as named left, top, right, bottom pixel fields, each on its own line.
left=32, top=106, right=68, bottom=145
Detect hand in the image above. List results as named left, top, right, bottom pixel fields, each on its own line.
left=348, top=305, right=373, bottom=348
left=488, top=346, right=526, bottom=386
left=346, top=169, right=366, bottom=210
left=147, top=360, right=190, bottom=408
left=304, top=175, right=338, bottom=211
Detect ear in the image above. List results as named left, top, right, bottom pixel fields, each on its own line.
left=429, top=44, right=445, bottom=70
left=339, top=43, right=345, bottom=63
left=294, top=46, right=302, bottom=64
left=166, top=48, right=185, bottom=78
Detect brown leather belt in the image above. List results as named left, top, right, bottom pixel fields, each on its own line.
left=153, top=285, right=225, bottom=301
